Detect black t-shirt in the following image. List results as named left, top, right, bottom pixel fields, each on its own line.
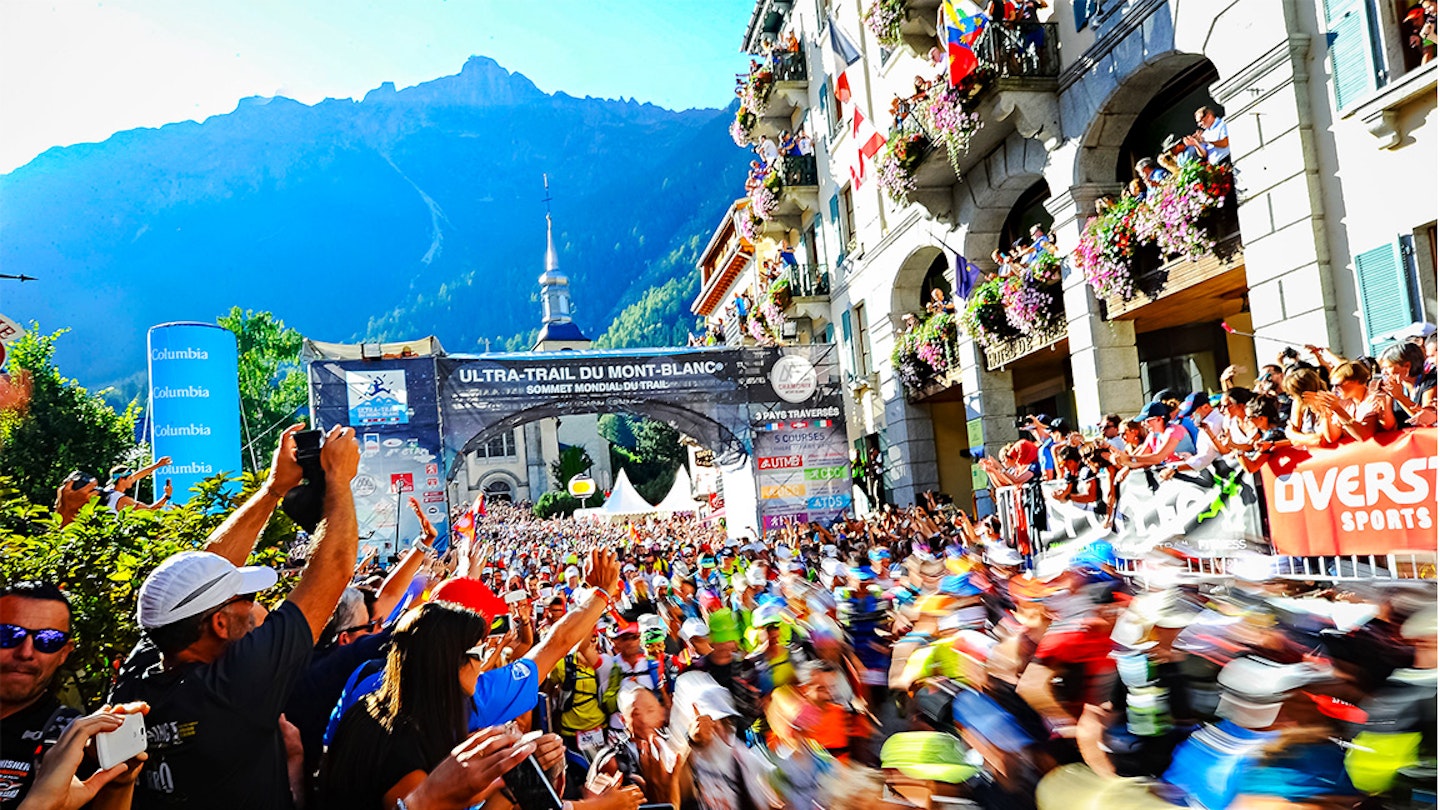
left=110, top=600, right=315, bottom=810
left=0, top=695, right=80, bottom=808
left=283, top=628, right=391, bottom=780
left=316, top=703, right=433, bottom=810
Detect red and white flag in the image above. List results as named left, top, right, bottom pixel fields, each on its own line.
left=849, top=107, right=886, bottom=188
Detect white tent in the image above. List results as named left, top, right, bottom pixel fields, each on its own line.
left=602, top=468, right=656, bottom=516
left=654, top=466, right=700, bottom=514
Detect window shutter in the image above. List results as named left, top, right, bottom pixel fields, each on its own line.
left=840, top=310, right=855, bottom=372
left=1354, top=239, right=1417, bottom=347
left=1324, top=0, right=1379, bottom=109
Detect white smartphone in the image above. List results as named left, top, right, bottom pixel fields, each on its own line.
left=505, top=590, right=528, bottom=605
left=95, top=712, right=147, bottom=770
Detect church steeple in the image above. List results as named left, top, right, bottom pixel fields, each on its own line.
left=534, top=175, right=589, bottom=349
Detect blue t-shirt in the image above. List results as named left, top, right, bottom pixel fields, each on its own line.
left=325, top=657, right=539, bottom=746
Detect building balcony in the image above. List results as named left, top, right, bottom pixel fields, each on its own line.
left=783, top=262, right=830, bottom=300
left=773, top=153, right=819, bottom=218
left=1100, top=208, right=1245, bottom=329
left=692, top=200, right=756, bottom=318
left=737, top=52, right=810, bottom=141
left=888, top=23, right=1061, bottom=215
left=982, top=317, right=1067, bottom=371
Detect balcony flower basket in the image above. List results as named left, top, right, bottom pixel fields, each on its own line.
left=749, top=174, right=781, bottom=221
left=1074, top=162, right=1234, bottom=302
left=961, top=277, right=1021, bottom=345
left=1001, top=269, right=1063, bottom=334
left=892, top=312, right=959, bottom=391
left=864, top=0, right=907, bottom=48
left=876, top=133, right=926, bottom=204
left=768, top=276, right=793, bottom=311
left=920, top=83, right=984, bottom=175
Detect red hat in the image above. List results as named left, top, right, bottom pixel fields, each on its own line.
left=610, top=622, right=640, bottom=637
left=432, top=577, right=508, bottom=624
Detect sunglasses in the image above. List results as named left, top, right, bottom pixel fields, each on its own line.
left=0, top=624, right=71, bottom=654
left=339, top=618, right=381, bottom=636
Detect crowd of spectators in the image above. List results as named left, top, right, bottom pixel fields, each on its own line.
left=6, top=328, right=1437, bottom=810
left=979, top=331, right=1437, bottom=538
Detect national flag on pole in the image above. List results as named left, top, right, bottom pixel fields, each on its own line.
left=835, top=70, right=853, bottom=105
left=828, top=15, right=862, bottom=66
left=850, top=107, right=887, bottom=187
left=955, top=254, right=984, bottom=301
left=451, top=492, right=484, bottom=545
left=940, top=0, right=989, bottom=87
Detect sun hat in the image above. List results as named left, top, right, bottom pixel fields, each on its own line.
left=680, top=617, right=711, bottom=641
left=138, top=551, right=278, bottom=629
left=880, top=731, right=978, bottom=784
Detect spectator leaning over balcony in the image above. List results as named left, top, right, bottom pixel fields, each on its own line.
left=1115, top=401, right=1190, bottom=469
left=757, top=134, right=779, bottom=166
left=1189, top=105, right=1231, bottom=164
left=1157, top=133, right=1201, bottom=174
left=796, top=127, right=814, bottom=156
left=1283, top=366, right=1343, bottom=448
left=779, top=129, right=799, bottom=157
left=1378, top=339, right=1438, bottom=426
left=1135, top=158, right=1169, bottom=199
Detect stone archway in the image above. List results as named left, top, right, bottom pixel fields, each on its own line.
left=1072, top=52, right=1217, bottom=186
left=955, top=136, right=1050, bottom=268
left=890, top=245, right=946, bottom=323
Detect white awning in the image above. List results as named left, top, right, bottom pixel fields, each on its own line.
left=603, top=468, right=656, bottom=515
left=654, top=466, right=700, bottom=514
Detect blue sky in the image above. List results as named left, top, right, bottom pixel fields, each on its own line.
left=0, top=0, right=755, bottom=173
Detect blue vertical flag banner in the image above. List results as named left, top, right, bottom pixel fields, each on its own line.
left=147, top=323, right=243, bottom=502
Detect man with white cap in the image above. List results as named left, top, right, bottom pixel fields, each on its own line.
left=111, top=425, right=361, bottom=810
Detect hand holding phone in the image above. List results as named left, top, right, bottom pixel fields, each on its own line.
left=96, top=711, right=147, bottom=770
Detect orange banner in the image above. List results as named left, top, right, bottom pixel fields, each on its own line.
left=1260, top=428, right=1438, bottom=555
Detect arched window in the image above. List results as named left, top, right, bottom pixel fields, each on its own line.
left=999, top=181, right=1054, bottom=253
left=918, top=253, right=951, bottom=311
left=1115, top=60, right=1221, bottom=183
left=483, top=479, right=515, bottom=503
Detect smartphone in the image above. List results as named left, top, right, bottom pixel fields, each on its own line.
left=501, top=754, right=562, bottom=810
left=491, top=615, right=511, bottom=635
left=505, top=590, right=528, bottom=605
left=96, top=712, right=146, bottom=770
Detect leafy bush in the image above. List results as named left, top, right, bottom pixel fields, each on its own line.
left=0, top=473, right=296, bottom=707
left=532, top=490, right=581, bottom=520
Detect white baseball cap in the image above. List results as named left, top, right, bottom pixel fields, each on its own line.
left=138, top=551, right=277, bottom=629
left=680, top=617, right=711, bottom=641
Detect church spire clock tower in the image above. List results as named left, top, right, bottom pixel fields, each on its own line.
left=533, top=174, right=590, bottom=350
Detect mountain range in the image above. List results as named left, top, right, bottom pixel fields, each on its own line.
left=0, top=56, right=748, bottom=397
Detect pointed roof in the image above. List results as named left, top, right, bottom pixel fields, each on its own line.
left=539, top=212, right=565, bottom=285
left=654, top=466, right=699, bottom=514
left=603, top=468, right=656, bottom=515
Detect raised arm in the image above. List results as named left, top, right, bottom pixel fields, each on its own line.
left=526, top=549, right=621, bottom=678
left=286, top=426, right=361, bottom=642
left=203, top=424, right=305, bottom=565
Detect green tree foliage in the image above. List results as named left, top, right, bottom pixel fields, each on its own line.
left=0, top=472, right=297, bottom=707
left=532, top=490, right=581, bottom=520
left=594, top=275, right=700, bottom=349
left=216, top=308, right=308, bottom=471
left=603, top=413, right=687, bottom=504
left=548, top=445, right=602, bottom=508
left=0, top=326, right=139, bottom=505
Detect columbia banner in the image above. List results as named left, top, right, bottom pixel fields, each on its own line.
left=1260, top=428, right=1438, bottom=556
left=995, top=459, right=1265, bottom=560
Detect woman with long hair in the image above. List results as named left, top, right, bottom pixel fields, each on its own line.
left=317, top=601, right=496, bottom=810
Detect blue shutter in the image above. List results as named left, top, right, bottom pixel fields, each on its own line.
left=840, top=309, right=855, bottom=372
left=1355, top=239, right=1418, bottom=347
left=1324, top=0, right=1379, bottom=109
